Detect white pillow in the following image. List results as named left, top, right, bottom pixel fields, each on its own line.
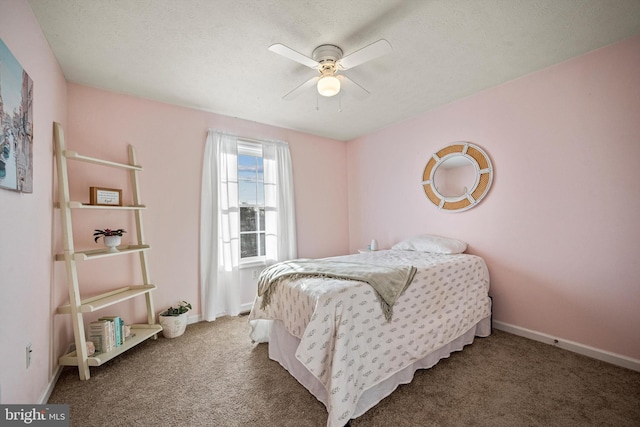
left=391, top=234, right=467, bottom=254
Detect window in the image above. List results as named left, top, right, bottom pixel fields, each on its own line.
left=238, top=142, right=265, bottom=261
left=201, top=130, right=296, bottom=320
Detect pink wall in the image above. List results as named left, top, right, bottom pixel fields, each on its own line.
left=347, top=35, right=640, bottom=360
left=3, top=0, right=637, bottom=405
left=58, top=83, right=349, bottom=343
left=2, top=2, right=348, bottom=404
left=0, top=0, right=67, bottom=403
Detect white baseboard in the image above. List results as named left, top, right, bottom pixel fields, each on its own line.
left=40, top=365, right=63, bottom=404
left=239, top=302, right=254, bottom=314
left=493, top=321, right=640, bottom=372
left=187, top=314, right=201, bottom=324
left=192, top=304, right=253, bottom=323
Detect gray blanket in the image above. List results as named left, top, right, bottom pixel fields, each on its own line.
left=258, top=259, right=417, bottom=321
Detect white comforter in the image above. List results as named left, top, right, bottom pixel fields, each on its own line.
left=248, top=249, right=491, bottom=427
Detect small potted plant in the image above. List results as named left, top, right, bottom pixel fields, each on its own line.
left=158, top=301, right=192, bottom=338
left=93, top=228, right=126, bottom=252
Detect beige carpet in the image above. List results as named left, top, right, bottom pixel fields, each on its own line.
left=48, top=315, right=640, bottom=426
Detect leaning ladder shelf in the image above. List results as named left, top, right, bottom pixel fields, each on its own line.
left=53, top=122, right=161, bottom=380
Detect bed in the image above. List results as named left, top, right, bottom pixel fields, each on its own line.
left=248, top=235, right=492, bottom=427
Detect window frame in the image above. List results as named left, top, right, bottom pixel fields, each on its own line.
left=237, top=140, right=266, bottom=266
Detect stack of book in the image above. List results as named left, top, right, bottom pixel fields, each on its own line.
left=87, top=316, right=126, bottom=353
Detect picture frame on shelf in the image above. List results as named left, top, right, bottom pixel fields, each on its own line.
left=90, top=186, right=122, bottom=206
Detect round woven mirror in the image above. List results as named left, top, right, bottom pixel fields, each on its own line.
left=421, top=142, right=493, bottom=212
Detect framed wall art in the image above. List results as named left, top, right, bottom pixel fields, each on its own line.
left=0, top=38, right=33, bottom=193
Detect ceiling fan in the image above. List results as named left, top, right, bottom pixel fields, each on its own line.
left=268, top=39, right=392, bottom=100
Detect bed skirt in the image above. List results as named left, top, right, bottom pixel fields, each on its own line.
left=263, top=315, right=491, bottom=420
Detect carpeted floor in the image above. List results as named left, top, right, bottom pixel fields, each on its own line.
left=48, top=315, right=640, bottom=426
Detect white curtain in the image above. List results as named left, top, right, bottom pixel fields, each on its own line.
left=200, top=130, right=241, bottom=321
left=263, top=141, right=297, bottom=263
left=200, top=131, right=297, bottom=322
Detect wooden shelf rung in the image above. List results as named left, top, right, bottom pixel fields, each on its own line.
left=68, top=201, right=146, bottom=210
left=57, top=285, right=156, bottom=314
left=59, top=324, right=162, bottom=367
left=64, top=150, right=142, bottom=170
left=55, top=245, right=150, bottom=261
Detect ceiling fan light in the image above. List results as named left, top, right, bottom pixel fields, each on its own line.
left=317, top=75, right=341, bottom=97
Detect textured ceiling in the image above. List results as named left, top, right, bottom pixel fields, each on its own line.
left=28, top=0, right=640, bottom=141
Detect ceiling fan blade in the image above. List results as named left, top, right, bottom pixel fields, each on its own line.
left=338, top=75, right=370, bottom=100
left=268, top=43, right=319, bottom=68
left=282, top=76, right=319, bottom=100
left=338, top=39, right=392, bottom=70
